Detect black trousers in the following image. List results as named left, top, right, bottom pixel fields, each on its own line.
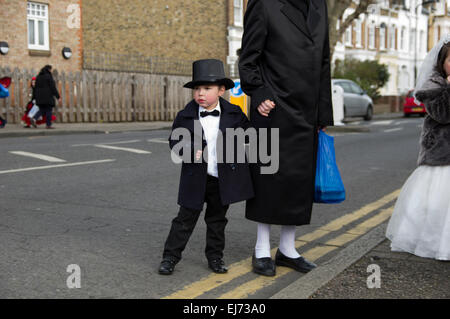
left=163, top=175, right=229, bottom=262
left=34, top=104, right=53, bottom=127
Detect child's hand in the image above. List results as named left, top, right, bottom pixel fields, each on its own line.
left=447, top=75, right=450, bottom=83
left=257, top=100, right=275, bottom=117
left=195, top=150, right=202, bottom=161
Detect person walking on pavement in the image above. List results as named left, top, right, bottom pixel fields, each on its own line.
left=239, top=0, right=334, bottom=276
left=386, top=36, right=450, bottom=261
left=158, top=59, right=254, bottom=275
left=31, top=65, right=60, bottom=129
left=22, top=76, right=36, bottom=128
left=0, top=76, right=11, bottom=128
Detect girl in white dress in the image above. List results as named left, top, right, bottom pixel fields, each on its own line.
left=386, top=36, right=450, bottom=261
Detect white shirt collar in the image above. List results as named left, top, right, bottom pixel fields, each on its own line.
left=199, top=100, right=221, bottom=115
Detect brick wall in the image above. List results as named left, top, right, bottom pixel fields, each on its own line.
left=0, top=0, right=83, bottom=73
left=82, top=0, right=229, bottom=70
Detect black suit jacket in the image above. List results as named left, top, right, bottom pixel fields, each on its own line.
left=169, top=97, right=255, bottom=210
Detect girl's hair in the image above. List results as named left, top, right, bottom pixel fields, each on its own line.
left=435, top=42, right=450, bottom=78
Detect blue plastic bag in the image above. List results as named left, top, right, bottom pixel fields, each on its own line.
left=0, top=84, right=9, bottom=98
left=314, top=130, right=346, bottom=203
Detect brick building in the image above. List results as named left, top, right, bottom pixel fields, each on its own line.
left=1, top=0, right=248, bottom=75
left=0, top=0, right=83, bottom=73
left=82, top=0, right=241, bottom=75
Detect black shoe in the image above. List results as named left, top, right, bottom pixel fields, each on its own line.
left=208, top=258, right=228, bottom=274
left=158, top=258, right=178, bottom=275
left=275, top=249, right=317, bottom=273
left=252, top=253, right=276, bottom=277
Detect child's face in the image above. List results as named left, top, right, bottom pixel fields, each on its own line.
left=193, top=84, right=225, bottom=110
left=444, top=53, right=450, bottom=77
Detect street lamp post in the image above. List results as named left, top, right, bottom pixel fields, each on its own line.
left=414, top=0, right=439, bottom=85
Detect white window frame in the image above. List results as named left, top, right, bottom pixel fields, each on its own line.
left=234, top=0, right=243, bottom=27
left=380, top=26, right=386, bottom=50
left=389, top=26, right=396, bottom=51
left=345, top=25, right=352, bottom=46
left=27, top=2, right=49, bottom=51
left=355, top=20, right=362, bottom=47
left=400, top=27, right=406, bottom=51
left=368, top=25, right=375, bottom=49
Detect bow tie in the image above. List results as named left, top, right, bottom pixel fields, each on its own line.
left=200, top=110, right=220, bottom=118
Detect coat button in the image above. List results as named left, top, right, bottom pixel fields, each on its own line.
left=230, top=164, right=236, bottom=170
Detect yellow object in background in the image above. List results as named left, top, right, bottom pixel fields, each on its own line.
left=230, top=79, right=248, bottom=116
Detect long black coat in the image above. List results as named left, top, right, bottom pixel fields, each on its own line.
left=239, top=0, right=334, bottom=225
left=169, top=97, right=254, bottom=211
left=34, top=70, right=60, bottom=107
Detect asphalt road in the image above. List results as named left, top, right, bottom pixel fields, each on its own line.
left=0, top=117, right=424, bottom=298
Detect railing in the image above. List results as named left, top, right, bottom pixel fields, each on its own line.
left=0, top=67, right=192, bottom=124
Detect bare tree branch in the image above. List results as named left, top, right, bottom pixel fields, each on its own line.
left=327, top=0, right=378, bottom=59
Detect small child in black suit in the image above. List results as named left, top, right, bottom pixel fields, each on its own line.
left=159, top=59, right=254, bottom=275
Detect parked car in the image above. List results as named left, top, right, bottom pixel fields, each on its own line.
left=332, top=79, right=374, bottom=121
left=403, top=89, right=426, bottom=117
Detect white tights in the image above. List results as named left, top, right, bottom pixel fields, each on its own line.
left=254, top=223, right=301, bottom=259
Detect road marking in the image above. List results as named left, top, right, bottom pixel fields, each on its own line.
left=0, top=159, right=116, bottom=175
left=94, top=144, right=151, bottom=154
left=372, top=120, right=394, bottom=126
left=217, top=206, right=394, bottom=299
left=72, top=140, right=141, bottom=147
left=9, top=151, right=67, bottom=163
left=162, top=189, right=400, bottom=299
left=147, top=138, right=169, bottom=144
left=384, top=128, right=403, bottom=133
left=394, top=120, right=418, bottom=125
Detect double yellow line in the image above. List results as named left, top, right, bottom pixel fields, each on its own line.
left=163, top=189, right=400, bottom=299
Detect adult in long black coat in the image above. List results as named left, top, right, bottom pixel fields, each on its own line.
left=239, top=0, right=334, bottom=276
left=32, top=65, right=60, bottom=128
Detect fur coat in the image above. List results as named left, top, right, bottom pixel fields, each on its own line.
left=415, top=71, right=450, bottom=166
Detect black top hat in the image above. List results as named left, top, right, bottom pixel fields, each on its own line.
left=184, top=59, right=235, bottom=90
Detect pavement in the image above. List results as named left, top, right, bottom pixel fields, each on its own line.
left=0, top=112, right=405, bottom=138
left=271, top=222, right=450, bottom=299
left=2, top=111, right=448, bottom=299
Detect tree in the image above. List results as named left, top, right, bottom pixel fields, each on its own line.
left=333, top=58, right=390, bottom=100
left=327, top=0, right=377, bottom=58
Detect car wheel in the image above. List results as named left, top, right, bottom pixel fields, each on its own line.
left=364, top=105, right=373, bottom=121
left=404, top=113, right=411, bottom=118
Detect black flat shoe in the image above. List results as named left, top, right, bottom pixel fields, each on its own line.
left=252, top=253, right=276, bottom=277
left=275, top=249, right=317, bottom=273
left=158, top=258, right=178, bottom=275
left=208, top=258, right=228, bottom=274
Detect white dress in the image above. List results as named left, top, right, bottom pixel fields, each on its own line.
left=386, top=165, right=450, bottom=261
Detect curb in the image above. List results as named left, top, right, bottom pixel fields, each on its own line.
left=0, top=126, right=173, bottom=139
left=327, top=126, right=370, bottom=133
left=270, top=222, right=388, bottom=299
